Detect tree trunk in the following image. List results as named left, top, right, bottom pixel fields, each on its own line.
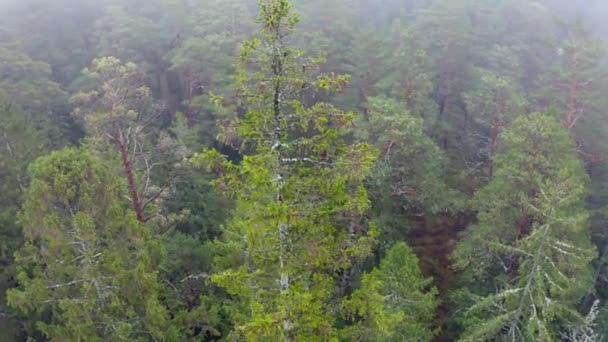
left=271, top=31, right=291, bottom=341
left=117, top=138, right=145, bottom=223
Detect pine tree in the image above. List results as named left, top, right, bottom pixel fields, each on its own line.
left=195, top=0, right=377, bottom=339
left=71, top=57, right=180, bottom=225
left=537, top=20, right=605, bottom=130
left=7, top=147, right=174, bottom=340
left=360, top=97, right=461, bottom=212
left=462, top=64, right=526, bottom=177
left=455, top=112, right=595, bottom=340
left=341, top=242, right=439, bottom=341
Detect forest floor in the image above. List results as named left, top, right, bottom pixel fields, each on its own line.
left=408, top=213, right=474, bottom=342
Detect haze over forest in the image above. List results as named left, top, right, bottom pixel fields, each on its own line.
left=2, top=0, right=608, bottom=341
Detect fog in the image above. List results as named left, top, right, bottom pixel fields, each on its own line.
left=2, top=0, right=608, bottom=341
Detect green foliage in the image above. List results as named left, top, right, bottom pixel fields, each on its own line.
left=194, top=1, right=378, bottom=339
left=341, top=242, right=439, bottom=341
left=455, top=112, right=595, bottom=340
left=0, top=98, right=59, bottom=340
left=96, top=4, right=171, bottom=68
left=462, top=66, right=526, bottom=165
left=361, top=97, right=462, bottom=213
left=4, top=0, right=608, bottom=340
left=160, top=233, right=225, bottom=340
left=0, top=0, right=102, bottom=83
left=7, top=147, right=175, bottom=340
left=0, top=34, right=66, bottom=114
left=357, top=97, right=463, bottom=241
left=70, top=56, right=152, bottom=136
left=375, top=22, right=437, bottom=124
left=340, top=271, right=403, bottom=341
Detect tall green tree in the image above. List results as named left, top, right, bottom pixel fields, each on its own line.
left=71, top=57, right=151, bottom=222
left=454, top=112, right=595, bottom=340
left=196, top=0, right=377, bottom=339
left=375, top=22, right=437, bottom=125
left=462, top=64, right=526, bottom=178
left=536, top=21, right=605, bottom=131
left=7, top=147, right=173, bottom=340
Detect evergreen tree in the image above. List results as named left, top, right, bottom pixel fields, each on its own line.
left=375, top=21, right=437, bottom=125
left=455, top=112, right=595, bottom=340
left=71, top=57, right=180, bottom=225
left=0, top=31, right=67, bottom=115
left=462, top=64, right=526, bottom=178
left=356, top=97, right=462, bottom=240
left=536, top=20, right=605, bottom=131
left=341, top=242, right=439, bottom=341
left=196, top=0, right=377, bottom=339
left=7, top=147, right=174, bottom=340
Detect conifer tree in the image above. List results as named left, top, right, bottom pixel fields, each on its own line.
left=341, top=242, right=439, bottom=341
left=71, top=57, right=180, bottom=225
left=7, top=148, right=174, bottom=340
left=196, top=0, right=377, bottom=339
left=455, top=112, right=595, bottom=340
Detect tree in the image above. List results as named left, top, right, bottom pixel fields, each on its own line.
left=95, top=1, right=173, bottom=89
left=71, top=57, right=177, bottom=224
left=0, top=0, right=102, bottom=84
left=462, top=63, right=526, bottom=177
left=159, top=233, right=225, bottom=340
left=414, top=0, right=476, bottom=150
left=454, top=112, right=595, bottom=340
left=0, top=98, right=58, bottom=339
left=195, top=0, right=377, bottom=339
left=341, top=242, right=439, bottom=341
left=170, top=36, right=235, bottom=129
left=537, top=20, right=605, bottom=131
left=356, top=97, right=462, bottom=240
left=7, top=147, right=173, bottom=340
left=375, top=21, right=437, bottom=125
left=0, top=32, right=66, bottom=115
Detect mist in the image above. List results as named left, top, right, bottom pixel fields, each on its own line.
left=2, top=0, right=608, bottom=341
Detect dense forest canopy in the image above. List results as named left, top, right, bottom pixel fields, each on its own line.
left=2, top=0, right=608, bottom=340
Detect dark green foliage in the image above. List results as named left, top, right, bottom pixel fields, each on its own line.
left=0, top=98, right=59, bottom=341
left=7, top=147, right=175, bottom=340
left=356, top=97, right=463, bottom=245
left=455, top=112, right=595, bottom=340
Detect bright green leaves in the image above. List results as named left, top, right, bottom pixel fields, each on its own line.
left=197, top=0, right=378, bottom=339
left=341, top=242, right=439, bottom=341
left=258, top=0, right=300, bottom=33
left=316, top=73, right=351, bottom=92
left=341, top=271, right=404, bottom=340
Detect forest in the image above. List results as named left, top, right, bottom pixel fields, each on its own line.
left=1, top=0, right=608, bottom=340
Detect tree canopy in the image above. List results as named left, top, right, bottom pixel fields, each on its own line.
left=1, top=0, right=608, bottom=340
